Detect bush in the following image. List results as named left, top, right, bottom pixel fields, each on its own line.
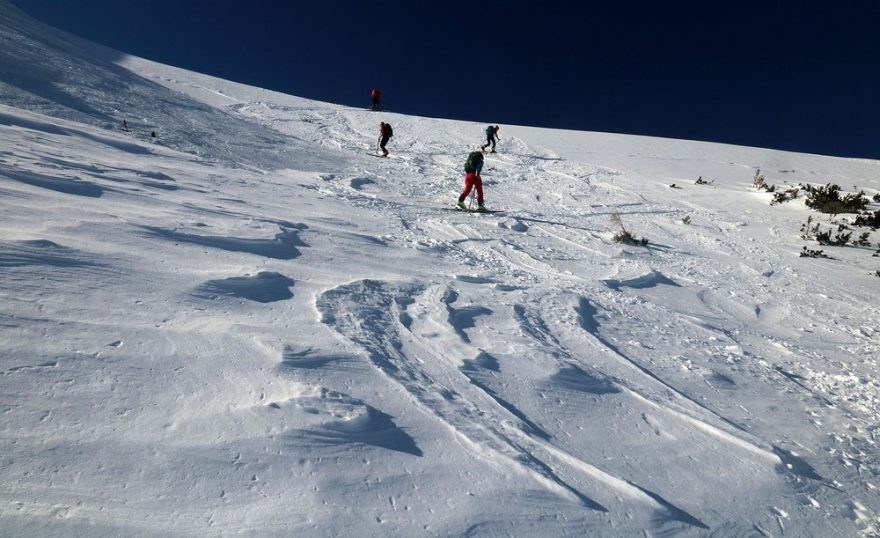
left=752, top=169, right=794, bottom=199
left=853, top=210, right=880, bottom=229
left=800, top=246, right=829, bottom=258
left=819, top=224, right=852, bottom=246
left=613, top=231, right=649, bottom=246
left=802, top=183, right=869, bottom=214
left=800, top=216, right=854, bottom=246
left=771, top=187, right=799, bottom=205
left=610, top=211, right=649, bottom=247
left=800, top=216, right=819, bottom=240
left=752, top=168, right=776, bottom=192
left=753, top=169, right=766, bottom=189
left=814, top=228, right=832, bottom=244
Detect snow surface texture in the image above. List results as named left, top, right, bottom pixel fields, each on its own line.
left=2, top=3, right=880, bottom=536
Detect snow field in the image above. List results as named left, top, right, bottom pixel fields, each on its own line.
left=2, top=3, right=880, bottom=535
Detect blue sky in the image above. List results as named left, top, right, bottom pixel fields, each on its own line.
left=12, top=0, right=880, bottom=159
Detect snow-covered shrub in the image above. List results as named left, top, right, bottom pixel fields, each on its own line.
left=752, top=168, right=776, bottom=192
left=800, top=246, right=829, bottom=258
left=611, top=211, right=649, bottom=246
left=752, top=168, right=789, bottom=197
left=854, top=232, right=872, bottom=247
left=819, top=225, right=852, bottom=246
left=613, top=231, right=649, bottom=246
left=771, top=187, right=799, bottom=205
left=802, top=183, right=869, bottom=214
left=800, top=216, right=819, bottom=240
left=853, top=210, right=880, bottom=229
left=800, top=217, right=854, bottom=246
left=753, top=169, right=766, bottom=189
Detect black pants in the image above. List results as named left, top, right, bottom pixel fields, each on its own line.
left=380, top=135, right=390, bottom=154
left=482, top=135, right=495, bottom=151
left=372, top=97, right=380, bottom=110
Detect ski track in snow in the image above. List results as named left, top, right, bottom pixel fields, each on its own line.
left=2, top=3, right=880, bottom=535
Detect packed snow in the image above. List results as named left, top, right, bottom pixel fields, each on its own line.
left=2, top=3, right=880, bottom=536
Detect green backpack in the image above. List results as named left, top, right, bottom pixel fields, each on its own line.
left=464, top=151, right=483, bottom=173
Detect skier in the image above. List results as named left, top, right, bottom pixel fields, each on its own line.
left=456, top=150, right=487, bottom=211
left=122, top=119, right=129, bottom=131
left=378, top=121, right=393, bottom=157
left=481, top=125, right=500, bottom=153
left=150, top=131, right=157, bottom=142
left=371, top=88, right=381, bottom=111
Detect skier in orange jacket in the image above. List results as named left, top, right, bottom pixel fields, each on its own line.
left=371, top=88, right=381, bottom=111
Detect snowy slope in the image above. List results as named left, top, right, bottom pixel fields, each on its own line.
left=2, top=2, right=880, bottom=536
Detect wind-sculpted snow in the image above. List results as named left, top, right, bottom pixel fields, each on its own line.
left=0, top=163, right=105, bottom=197
left=349, top=176, right=376, bottom=190
left=193, top=271, right=294, bottom=303
left=549, top=365, right=621, bottom=395
left=2, top=3, right=880, bottom=534
left=279, top=346, right=358, bottom=370
left=317, top=280, right=611, bottom=512
left=141, top=225, right=308, bottom=260
left=315, top=280, right=726, bottom=528
left=460, top=351, right=552, bottom=441
left=0, top=239, right=96, bottom=268
left=284, top=389, right=423, bottom=457
left=575, top=295, right=757, bottom=436
left=771, top=446, right=823, bottom=481
left=602, top=270, right=681, bottom=291
left=0, top=109, right=69, bottom=135
left=0, top=240, right=111, bottom=295
left=0, top=4, right=350, bottom=171
left=442, top=289, right=493, bottom=344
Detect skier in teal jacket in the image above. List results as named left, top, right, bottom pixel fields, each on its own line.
left=481, top=125, right=500, bottom=153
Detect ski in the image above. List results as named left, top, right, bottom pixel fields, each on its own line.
left=444, top=207, right=504, bottom=214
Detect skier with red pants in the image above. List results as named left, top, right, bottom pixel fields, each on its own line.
left=456, top=151, right=487, bottom=211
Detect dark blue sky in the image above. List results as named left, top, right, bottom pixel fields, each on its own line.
left=12, top=0, right=880, bottom=159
